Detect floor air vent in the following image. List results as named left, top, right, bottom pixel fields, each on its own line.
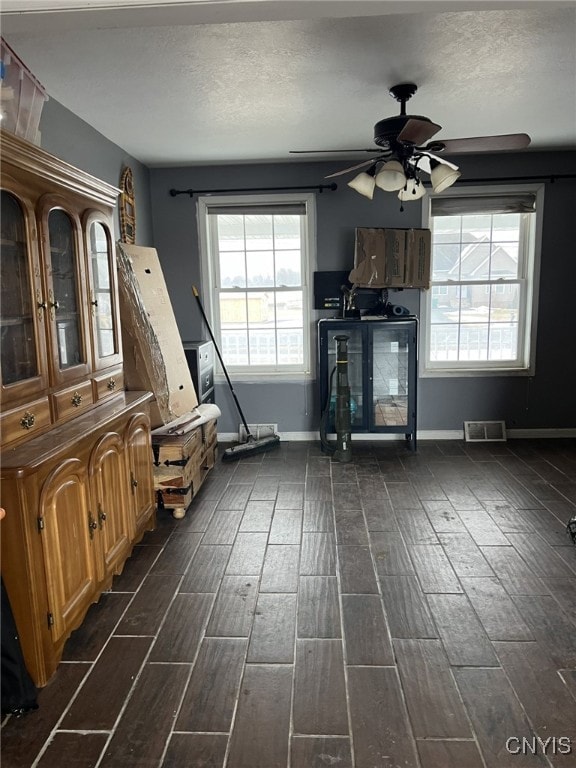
left=464, top=420, right=507, bottom=442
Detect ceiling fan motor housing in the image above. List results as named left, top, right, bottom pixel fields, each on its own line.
left=373, top=114, right=435, bottom=149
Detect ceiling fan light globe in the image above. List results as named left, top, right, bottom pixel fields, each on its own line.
left=348, top=171, right=376, bottom=199
left=375, top=160, right=406, bottom=191
left=431, top=164, right=461, bottom=193
left=398, top=178, right=426, bottom=201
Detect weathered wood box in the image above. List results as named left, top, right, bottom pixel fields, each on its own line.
left=152, top=419, right=217, bottom=512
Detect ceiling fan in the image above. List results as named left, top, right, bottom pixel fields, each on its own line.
left=290, top=83, right=531, bottom=205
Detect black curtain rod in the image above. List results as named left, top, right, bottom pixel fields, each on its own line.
left=452, top=173, right=576, bottom=184
left=169, top=183, right=337, bottom=197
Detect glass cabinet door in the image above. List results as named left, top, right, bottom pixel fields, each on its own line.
left=87, top=218, right=121, bottom=369
left=371, top=324, right=411, bottom=428
left=320, top=322, right=365, bottom=430
left=45, top=206, right=90, bottom=384
left=0, top=190, right=48, bottom=402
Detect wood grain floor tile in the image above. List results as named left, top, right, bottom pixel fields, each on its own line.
left=115, top=573, right=181, bottom=635
left=348, top=666, right=419, bottom=768
left=99, top=663, right=188, bottom=767
left=511, top=594, right=576, bottom=667
left=176, top=498, right=218, bottom=532
left=205, top=576, right=258, bottom=637
left=62, top=592, right=132, bottom=660
left=225, top=532, right=268, bottom=575
left=0, top=663, right=88, bottom=768
left=239, top=500, right=275, bottom=531
left=397, top=509, right=439, bottom=544
left=249, top=476, right=280, bottom=501
left=275, top=482, right=305, bottom=510
left=216, top=484, right=253, bottom=511
left=338, top=545, right=378, bottom=593
left=334, top=508, right=369, bottom=545
left=297, top=576, right=341, bottom=638
left=63, top=636, right=151, bottom=728
left=411, top=477, right=448, bottom=501
left=302, top=500, right=334, bottom=532
left=362, top=498, right=399, bottom=532
left=306, top=457, right=332, bottom=476
left=458, top=509, right=510, bottom=545
left=370, top=531, right=415, bottom=577
left=300, top=532, right=336, bottom=575
left=176, top=637, right=247, bottom=732
left=260, top=544, right=300, bottom=592
left=422, top=500, right=467, bottom=533
left=408, top=544, right=463, bottom=593
left=379, top=574, right=437, bottom=639
left=35, top=733, right=108, bottom=768
left=416, top=739, right=485, bottom=768
left=439, top=532, right=495, bottom=579
left=151, top=532, right=203, bottom=575
left=180, top=545, right=232, bottom=593
left=247, top=594, right=296, bottom=663
left=110, top=544, right=163, bottom=592
left=269, top=508, right=303, bottom=544
left=480, top=546, right=550, bottom=595
left=202, top=509, right=244, bottom=545
left=291, top=737, right=352, bottom=768
left=493, top=640, right=576, bottom=764
left=482, top=503, right=535, bottom=533
left=332, top=482, right=362, bottom=511
left=545, top=577, right=576, bottom=623
left=150, top=593, right=214, bottom=662
left=559, top=669, right=576, bottom=700
left=460, top=577, right=534, bottom=641
left=305, top=475, right=332, bottom=501
left=394, top=638, right=473, bottom=737
left=293, top=639, right=348, bottom=735
left=506, top=533, right=576, bottom=578
left=161, top=733, right=228, bottom=768
left=387, top=482, right=424, bottom=510
left=341, top=594, right=394, bottom=665
left=427, top=594, right=499, bottom=666
left=454, top=667, right=549, bottom=768
left=227, top=664, right=293, bottom=768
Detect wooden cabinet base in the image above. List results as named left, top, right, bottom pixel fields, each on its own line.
left=0, top=391, right=155, bottom=687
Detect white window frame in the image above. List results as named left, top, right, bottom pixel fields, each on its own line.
left=421, top=184, right=544, bottom=377
left=197, top=193, right=316, bottom=380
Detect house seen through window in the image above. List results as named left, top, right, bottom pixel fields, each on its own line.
left=198, top=194, right=315, bottom=375
left=422, top=187, right=543, bottom=375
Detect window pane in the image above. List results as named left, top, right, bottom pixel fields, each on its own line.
left=430, top=324, right=459, bottom=361
left=433, top=216, right=461, bottom=242
left=459, top=324, right=489, bottom=360
left=245, top=215, right=273, bottom=251
left=489, top=284, right=519, bottom=322
left=222, top=329, right=248, bottom=365
left=247, top=291, right=273, bottom=327
left=275, top=290, right=303, bottom=327
left=220, top=252, right=246, bottom=288
left=249, top=329, right=276, bottom=364
left=274, top=214, right=301, bottom=244
left=275, top=250, right=301, bottom=286
left=277, top=329, right=304, bottom=364
left=220, top=292, right=247, bottom=327
left=461, top=214, right=492, bottom=241
left=218, top=215, right=244, bottom=249
left=246, top=251, right=274, bottom=287
left=490, top=242, right=519, bottom=278
left=460, top=243, right=490, bottom=281
left=488, top=324, right=518, bottom=360
left=431, top=243, right=460, bottom=280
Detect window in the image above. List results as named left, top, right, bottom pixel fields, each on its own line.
left=421, top=186, right=543, bottom=376
left=198, top=194, right=315, bottom=376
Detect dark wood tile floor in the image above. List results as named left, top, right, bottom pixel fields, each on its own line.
left=3, top=439, right=576, bottom=768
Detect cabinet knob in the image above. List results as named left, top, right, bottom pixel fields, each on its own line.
left=107, top=378, right=116, bottom=390
left=98, top=503, right=107, bottom=528
left=20, top=411, right=36, bottom=430
left=88, top=512, right=98, bottom=539
left=37, top=300, right=47, bottom=310
left=71, top=392, right=83, bottom=407
left=49, top=299, right=60, bottom=310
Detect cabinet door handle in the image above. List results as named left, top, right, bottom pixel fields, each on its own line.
left=130, top=471, right=138, bottom=494
left=20, top=411, right=36, bottom=430
left=107, top=378, right=116, bottom=390
left=97, top=503, right=107, bottom=528
left=71, top=392, right=83, bottom=407
left=88, top=512, right=98, bottom=539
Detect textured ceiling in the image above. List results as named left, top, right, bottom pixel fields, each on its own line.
left=2, top=1, right=575, bottom=166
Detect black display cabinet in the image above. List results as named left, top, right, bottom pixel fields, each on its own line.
left=318, top=317, right=418, bottom=450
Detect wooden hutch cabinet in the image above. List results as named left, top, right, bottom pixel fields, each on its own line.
left=0, top=131, right=155, bottom=686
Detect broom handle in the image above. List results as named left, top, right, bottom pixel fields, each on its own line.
left=192, top=286, right=252, bottom=439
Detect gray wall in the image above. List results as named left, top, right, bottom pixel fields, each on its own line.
left=150, top=152, right=576, bottom=434
left=39, top=98, right=154, bottom=246
left=36, top=96, right=576, bottom=434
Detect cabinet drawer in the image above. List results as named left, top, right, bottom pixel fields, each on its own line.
left=197, top=343, right=214, bottom=371
left=0, top=396, right=52, bottom=446
left=52, top=381, right=95, bottom=422
left=198, top=368, right=214, bottom=398
left=93, top=369, right=124, bottom=402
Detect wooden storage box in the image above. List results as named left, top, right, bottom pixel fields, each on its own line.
left=152, top=419, right=218, bottom=511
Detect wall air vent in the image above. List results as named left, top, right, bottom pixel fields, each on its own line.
left=464, top=420, right=507, bottom=442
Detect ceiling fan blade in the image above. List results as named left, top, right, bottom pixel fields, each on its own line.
left=397, top=118, right=442, bottom=146
left=324, top=158, right=382, bottom=179
left=426, top=133, right=531, bottom=154
left=289, top=149, right=382, bottom=154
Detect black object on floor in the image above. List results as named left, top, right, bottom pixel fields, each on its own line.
left=192, top=286, right=280, bottom=461
left=1, top=578, right=38, bottom=717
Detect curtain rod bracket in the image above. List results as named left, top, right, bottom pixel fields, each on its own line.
left=169, top=183, right=337, bottom=198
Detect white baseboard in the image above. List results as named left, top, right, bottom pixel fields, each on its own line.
left=217, top=428, right=576, bottom=442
